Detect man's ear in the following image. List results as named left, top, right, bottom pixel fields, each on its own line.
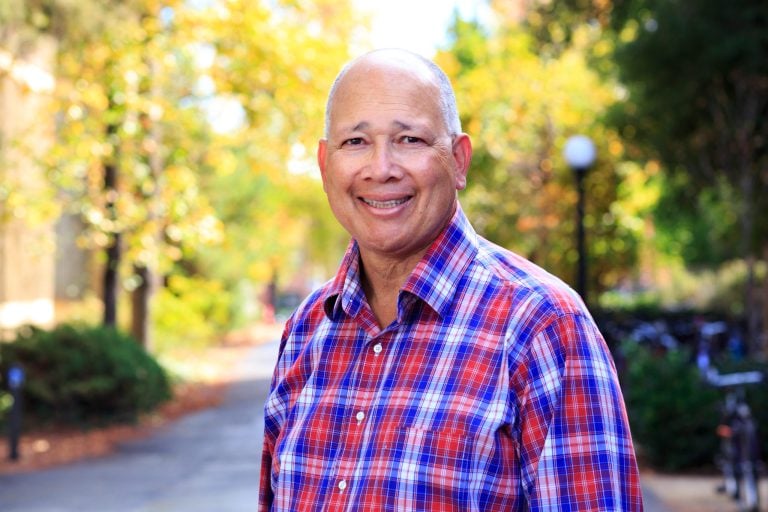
left=452, top=134, right=472, bottom=191
left=317, top=139, right=328, bottom=191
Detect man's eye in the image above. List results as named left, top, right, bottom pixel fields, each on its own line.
left=342, top=137, right=364, bottom=146
left=402, top=136, right=423, bottom=144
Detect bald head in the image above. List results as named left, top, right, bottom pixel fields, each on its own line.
left=324, top=49, right=462, bottom=138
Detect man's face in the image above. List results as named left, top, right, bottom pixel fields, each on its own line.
left=318, top=58, right=471, bottom=265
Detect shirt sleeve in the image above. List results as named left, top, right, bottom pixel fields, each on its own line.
left=259, top=436, right=274, bottom=511
left=513, top=311, right=643, bottom=510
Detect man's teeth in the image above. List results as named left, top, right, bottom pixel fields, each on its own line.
left=362, top=197, right=408, bottom=208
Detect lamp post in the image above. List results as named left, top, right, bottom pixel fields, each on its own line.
left=563, top=135, right=596, bottom=305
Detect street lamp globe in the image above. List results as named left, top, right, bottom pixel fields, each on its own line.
left=564, top=135, right=596, bottom=171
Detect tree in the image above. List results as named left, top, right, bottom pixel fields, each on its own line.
left=608, top=0, right=768, bottom=350
left=517, top=0, right=614, bottom=58
left=0, top=1, right=121, bottom=334
left=438, top=15, right=641, bottom=299
left=3, top=0, right=369, bottom=347
left=185, top=0, right=358, bottom=303
left=44, top=0, right=222, bottom=347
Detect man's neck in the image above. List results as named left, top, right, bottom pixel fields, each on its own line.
left=359, top=250, right=424, bottom=328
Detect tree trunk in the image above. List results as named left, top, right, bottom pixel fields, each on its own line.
left=739, top=165, right=759, bottom=355
left=131, top=265, right=153, bottom=349
left=762, top=243, right=768, bottom=360
left=102, top=127, right=120, bottom=327
left=130, top=49, right=162, bottom=350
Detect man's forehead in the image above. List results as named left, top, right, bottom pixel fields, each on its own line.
left=329, top=95, right=437, bottom=135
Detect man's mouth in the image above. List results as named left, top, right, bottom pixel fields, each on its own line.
left=360, top=197, right=411, bottom=209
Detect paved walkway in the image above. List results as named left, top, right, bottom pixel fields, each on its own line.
left=1, top=339, right=755, bottom=511
left=641, top=471, right=768, bottom=512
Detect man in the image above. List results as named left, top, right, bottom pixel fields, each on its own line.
left=260, top=49, right=642, bottom=511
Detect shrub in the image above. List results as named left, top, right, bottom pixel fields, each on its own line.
left=621, top=342, right=721, bottom=471
left=0, top=324, right=171, bottom=428
left=621, top=342, right=768, bottom=472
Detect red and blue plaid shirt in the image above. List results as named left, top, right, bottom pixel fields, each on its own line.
left=260, top=206, right=642, bottom=511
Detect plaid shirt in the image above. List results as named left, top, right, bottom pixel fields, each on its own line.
left=260, top=206, right=642, bottom=511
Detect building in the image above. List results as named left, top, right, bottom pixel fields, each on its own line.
left=0, top=35, right=58, bottom=338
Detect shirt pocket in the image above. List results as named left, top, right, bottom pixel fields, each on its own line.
left=380, top=427, right=472, bottom=510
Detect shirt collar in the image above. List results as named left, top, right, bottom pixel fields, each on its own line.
left=323, top=204, right=479, bottom=321
left=323, top=239, right=366, bottom=320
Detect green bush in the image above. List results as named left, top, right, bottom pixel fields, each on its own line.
left=621, top=342, right=768, bottom=472
left=621, top=342, right=721, bottom=471
left=0, top=324, right=171, bottom=428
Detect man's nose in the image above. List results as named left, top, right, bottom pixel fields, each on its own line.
left=364, top=141, right=403, bottom=181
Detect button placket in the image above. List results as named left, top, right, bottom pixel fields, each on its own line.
left=335, top=335, right=390, bottom=504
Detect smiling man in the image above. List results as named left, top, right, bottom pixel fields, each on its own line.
left=259, top=49, right=642, bottom=511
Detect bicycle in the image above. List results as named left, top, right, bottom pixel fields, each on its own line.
left=706, top=368, right=763, bottom=512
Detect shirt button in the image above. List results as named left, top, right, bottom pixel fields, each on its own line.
left=373, top=343, right=383, bottom=354
left=338, top=479, right=347, bottom=491
left=355, top=411, right=365, bottom=423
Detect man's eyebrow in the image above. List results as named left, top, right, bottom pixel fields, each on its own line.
left=392, top=121, right=413, bottom=131
left=347, top=121, right=416, bottom=132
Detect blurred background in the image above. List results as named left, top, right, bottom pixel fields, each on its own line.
left=0, top=0, right=767, bottom=500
